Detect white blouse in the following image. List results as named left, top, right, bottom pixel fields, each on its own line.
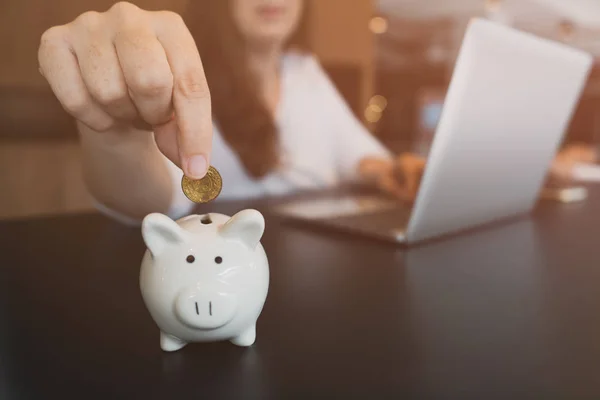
left=95, top=51, right=392, bottom=224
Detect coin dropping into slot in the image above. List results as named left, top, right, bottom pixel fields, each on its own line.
left=181, top=166, right=223, bottom=204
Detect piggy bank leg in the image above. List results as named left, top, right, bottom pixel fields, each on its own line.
left=230, top=325, right=256, bottom=347
left=160, top=332, right=187, bottom=352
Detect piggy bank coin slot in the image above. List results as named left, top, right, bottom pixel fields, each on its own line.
left=201, top=215, right=213, bottom=224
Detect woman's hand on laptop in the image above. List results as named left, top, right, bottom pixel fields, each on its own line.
left=359, top=153, right=426, bottom=203
left=362, top=143, right=596, bottom=201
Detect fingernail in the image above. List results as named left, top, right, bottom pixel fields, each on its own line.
left=187, top=155, right=208, bottom=179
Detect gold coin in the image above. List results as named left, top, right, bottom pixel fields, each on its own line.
left=181, top=166, right=223, bottom=203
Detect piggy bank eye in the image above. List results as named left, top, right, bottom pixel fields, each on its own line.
left=186, top=255, right=195, bottom=263
left=214, top=256, right=223, bottom=264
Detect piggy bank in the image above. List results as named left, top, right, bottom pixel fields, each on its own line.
left=139, top=209, right=269, bottom=352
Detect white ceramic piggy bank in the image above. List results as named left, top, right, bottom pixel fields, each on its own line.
left=139, top=209, right=269, bottom=352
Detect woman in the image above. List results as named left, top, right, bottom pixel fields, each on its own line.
left=37, top=0, right=414, bottom=224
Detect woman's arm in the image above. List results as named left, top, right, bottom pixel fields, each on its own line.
left=305, top=56, right=424, bottom=200
left=78, top=122, right=176, bottom=222
left=304, top=58, right=393, bottom=178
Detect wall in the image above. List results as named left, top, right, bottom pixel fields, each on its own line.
left=307, top=0, right=376, bottom=113
left=0, top=0, right=187, bottom=88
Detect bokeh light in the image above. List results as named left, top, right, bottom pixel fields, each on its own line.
left=369, top=95, right=388, bottom=111
left=369, top=17, right=388, bottom=34
left=364, top=104, right=382, bottom=123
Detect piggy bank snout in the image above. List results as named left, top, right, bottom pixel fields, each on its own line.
left=175, top=288, right=238, bottom=330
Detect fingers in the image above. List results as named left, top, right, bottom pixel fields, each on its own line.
left=73, top=32, right=139, bottom=122
left=561, top=144, right=597, bottom=164
left=358, top=157, right=394, bottom=181
left=396, top=154, right=426, bottom=197
left=370, top=153, right=426, bottom=203
left=357, top=156, right=418, bottom=203
left=114, top=26, right=174, bottom=126
left=154, top=11, right=213, bottom=179
left=154, top=118, right=180, bottom=166
left=376, top=174, right=413, bottom=203
left=38, top=26, right=114, bottom=132
left=550, top=156, right=575, bottom=180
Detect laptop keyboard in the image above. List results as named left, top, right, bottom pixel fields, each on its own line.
left=326, top=206, right=411, bottom=232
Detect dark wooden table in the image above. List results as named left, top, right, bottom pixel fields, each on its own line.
left=1, top=188, right=600, bottom=399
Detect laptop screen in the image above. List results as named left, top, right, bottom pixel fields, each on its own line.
left=414, top=88, right=446, bottom=157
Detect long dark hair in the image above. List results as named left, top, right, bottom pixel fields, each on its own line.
left=184, top=1, right=310, bottom=178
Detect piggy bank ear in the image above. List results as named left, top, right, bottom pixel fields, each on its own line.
left=142, top=213, right=188, bottom=256
left=219, top=209, right=265, bottom=249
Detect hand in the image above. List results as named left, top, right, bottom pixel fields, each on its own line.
left=359, top=153, right=426, bottom=203
left=38, top=2, right=212, bottom=179
left=550, top=143, right=597, bottom=180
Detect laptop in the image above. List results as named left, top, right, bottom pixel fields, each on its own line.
left=274, top=17, right=594, bottom=245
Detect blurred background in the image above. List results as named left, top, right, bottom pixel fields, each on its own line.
left=0, top=0, right=598, bottom=220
